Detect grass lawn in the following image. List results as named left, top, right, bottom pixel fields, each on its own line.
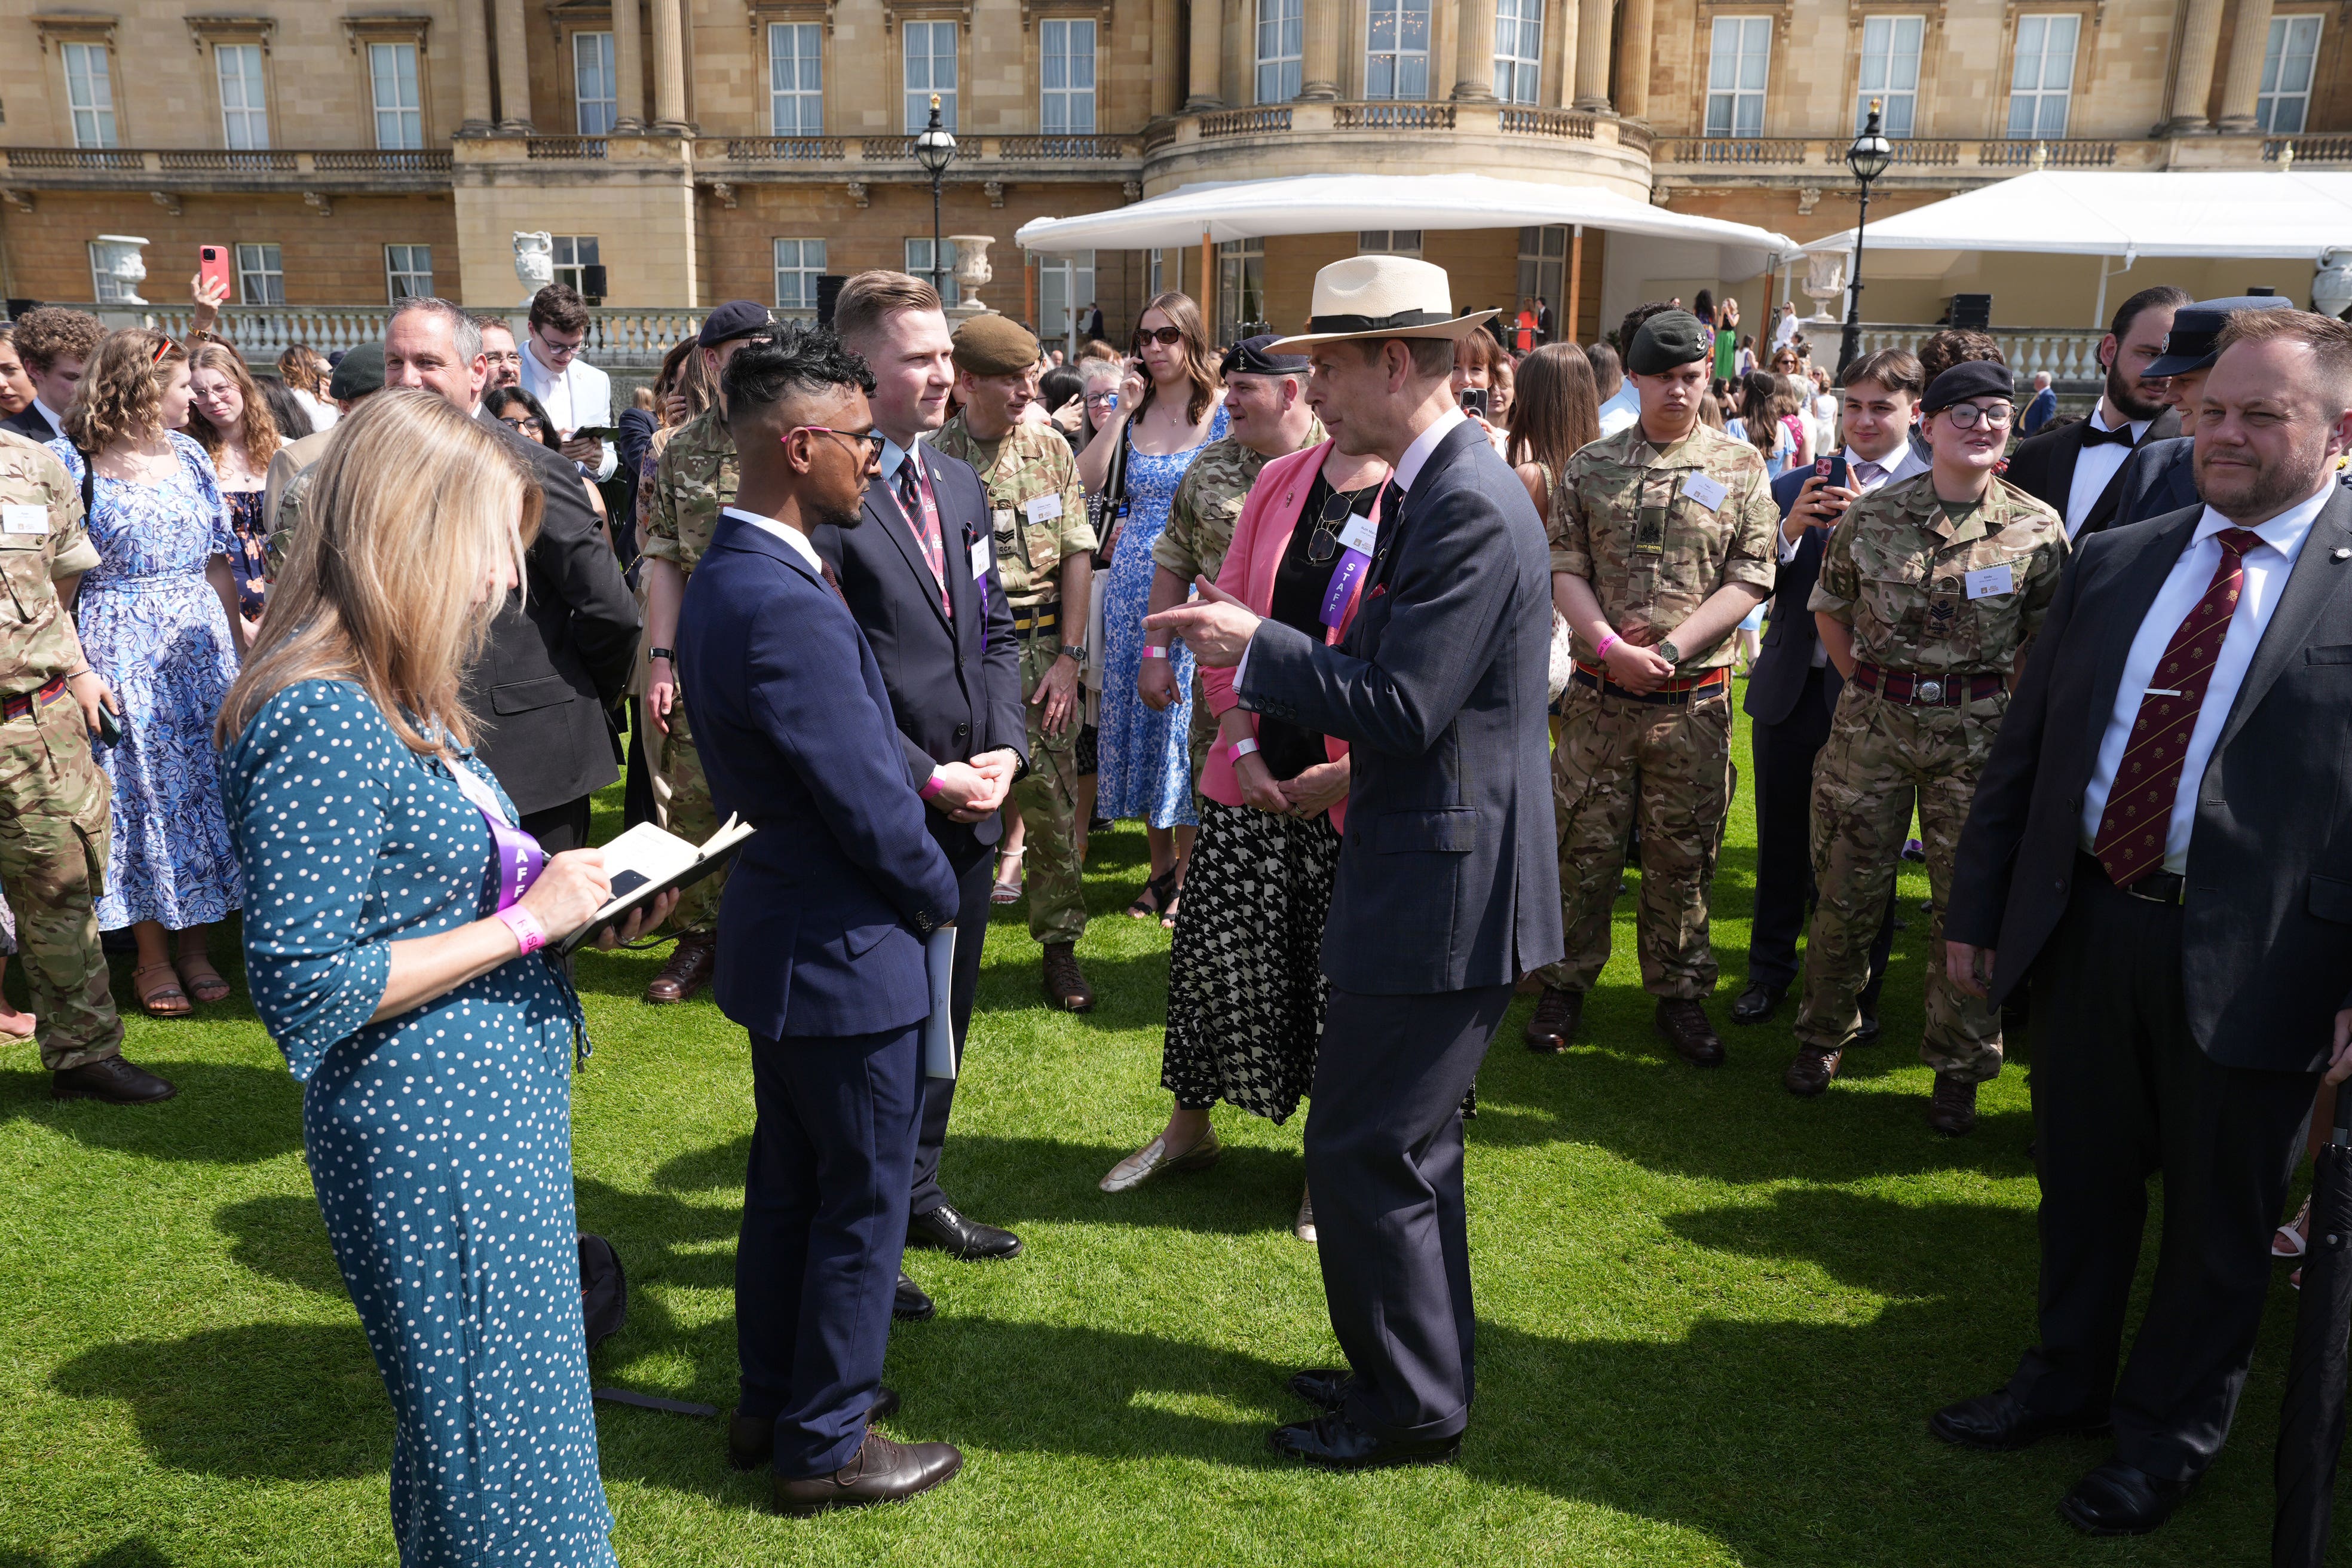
left=0, top=678, right=2313, bottom=1567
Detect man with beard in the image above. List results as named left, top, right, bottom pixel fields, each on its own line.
left=2005, top=286, right=2190, bottom=538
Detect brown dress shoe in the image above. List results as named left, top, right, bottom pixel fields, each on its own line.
left=1783, top=1043, right=1842, bottom=1098
left=728, top=1388, right=902, bottom=1471
left=1654, top=999, right=1724, bottom=1067
left=51, top=1056, right=177, bottom=1104
left=773, top=1430, right=963, bottom=1516
left=644, top=931, right=717, bottom=1004
left=1928, top=1074, right=1979, bottom=1135
left=1041, top=942, right=1094, bottom=1012
left=1524, top=987, right=1582, bottom=1054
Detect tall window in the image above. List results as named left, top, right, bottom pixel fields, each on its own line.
left=90, top=242, right=140, bottom=304
left=774, top=238, right=827, bottom=317
left=904, top=22, right=958, bottom=132
left=1037, top=251, right=1096, bottom=349
left=1705, top=17, right=1771, bottom=137
left=1358, top=229, right=1423, bottom=255
left=552, top=237, right=601, bottom=295
left=62, top=43, right=118, bottom=148
left=1257, top=0, right=1303, bottom=103
left=574, top=31, right=616, bottom=134
left=1493, top=0, right=1543, bottom=105
left=768, top=23, right=823, bottom=134
left=370, top=42, right=424, bottom=149
left=216, top=44, right=268, bottom=148
left=236, top=243, right=284, bottom=305
left=1517, top=226, right=1567, bottom=337
left=2259, top=14, right=2324, bottom=134
left=906, top=238, right=960, bottom=305
left=1854, top=16, right=1922, bottom=136
left=2005, top=13, right=2078, bottom=137
left=1042, top=19, right=1097, bottom=132
left=385, top=244, right=434, bottom=302
left=1218, top=240, right=1265, bottom=339
left=1365, top=0, right=1432, bottom=100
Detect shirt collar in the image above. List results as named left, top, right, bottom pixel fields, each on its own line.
left=33, top=399, right=61, bottom=436
left=1394, top=406, right=1467, bottom=494
left=722, top=504, right=824, bottom=572
left=521, top=339, right=565, bottom=387
left=879, top=435, right=923, bottom=484
left=2091, top=403, right=2151, bottom=442
left=2193, top=479, right=2333, bottom=558
left=1845, top=442, right=1927, bottom=485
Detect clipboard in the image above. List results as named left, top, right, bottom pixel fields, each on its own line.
left=552, top=816, right=755, bottom=957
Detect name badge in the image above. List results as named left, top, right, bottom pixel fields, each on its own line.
left=1964, top=563, right=2015, bottom=601
left=970, top=537, right=991, bottom=580
left=1681, top=471, right=1728, bottom=512
left=1025, top=492, right=1064, bottom=524
left=1, top=504, right=46, bottom=535
left=1337, top=514, right=1379, bottom=556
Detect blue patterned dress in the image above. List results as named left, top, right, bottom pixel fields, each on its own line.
left=49, top=433, right=243, bottom=929
left=1097, top=403, right=1229, bottom=828
left=221, top=679, right=614, bottom=1568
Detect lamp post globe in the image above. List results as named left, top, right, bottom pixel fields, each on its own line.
left=914, top=94, right=959, bottom=295
left=1838, top=100, right=1893, bottom=380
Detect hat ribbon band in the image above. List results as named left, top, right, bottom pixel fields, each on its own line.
left=1306, top=308, right=1455, bottom=334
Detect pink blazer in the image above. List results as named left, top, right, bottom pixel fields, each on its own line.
left=1198, top=440, right=1381, bottom=833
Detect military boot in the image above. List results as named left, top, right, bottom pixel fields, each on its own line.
left=1655, top=999, right=1725, bottom=1067
left=1042, top=943, right=1094, bottom=1012
left=1928, top=1074, right=1979, bottom=1135
left=1524, top=987, right=1582, bottom=1053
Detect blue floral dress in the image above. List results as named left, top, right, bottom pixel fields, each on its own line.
left=1097, top=403, right=1229, bottom=829
left=49, top=433, right=243, bottom=929
left=221, top=678, right=614, bottom=1568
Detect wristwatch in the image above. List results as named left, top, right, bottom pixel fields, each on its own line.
left=1058, top=642, right=1089, bottom=665
left=648, top=646, right=676, bottom=663
left=1656, top=638, right=1683, bottom=667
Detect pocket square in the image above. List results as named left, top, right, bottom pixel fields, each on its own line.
left=1369, top=584, right=1388, bottom=599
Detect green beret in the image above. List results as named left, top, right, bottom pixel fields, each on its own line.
left=952, top=314, right=1040, bottom=376
left=1626, top=310, right=1710, bottom=375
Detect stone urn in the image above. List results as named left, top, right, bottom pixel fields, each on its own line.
left=92, top=234, right=151, bottom=306
left=2316, top=247, right=2352, bottom=320
left=947, top=234, right=997, bottom=321
left=513, top=230, right=555, bottom=305
left=1802, top=252, right=1848, bottom=322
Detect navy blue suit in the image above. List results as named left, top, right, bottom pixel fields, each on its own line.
left=2106, top=436, right=2198, bottom=533
left=679, top=512, right=960, bottom=1478
left=1239, top=417, right=1561, bottom=1443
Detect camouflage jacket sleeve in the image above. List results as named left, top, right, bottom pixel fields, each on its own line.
left=37, top=446, right=97, bottom=577
left=1049, top=440, right=1097, bottom=559
left=639, top=432, right=687, bottom=568
left=1152, top=463, right=1208, bottom=580
left=1720, top=458, right=1781, bottom=595
left=1808, top=512, right=1861, bottom=623
left=1551, top=451, right=1597, bottom=579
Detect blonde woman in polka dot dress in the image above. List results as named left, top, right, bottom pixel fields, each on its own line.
left=214, top=392, right=673, bottom=1566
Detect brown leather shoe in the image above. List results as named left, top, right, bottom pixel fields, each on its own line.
left=1655, top=999, right=1724, bottom=1067
left=51, top=1056, right=177, bottom=1104
left=644, top=931, right=716, bottom=1004
left=1524, top=986, right=1581, bottom=1054
left=773, top=1430, right=963, bottom=1516
left=728, top=1388, right=901, bottom=1471
left=1783, top=1043, right=1842, bottom=1098
left=1928, top=1074, right=1979, bottom=1135
left=1041, top=942, right=1094, bottom=1012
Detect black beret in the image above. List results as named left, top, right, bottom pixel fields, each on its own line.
left=1625, top=310, right=1711, bottom=374
left=327, top=341, right=385, bottom=402
left=1921, top=358, right=2014, bottom=414
left=951, top=313, right=1041, bottom=376
left=698, top=300, right=774, bottom=350
left=1221, top=333, right=1310, bottom=378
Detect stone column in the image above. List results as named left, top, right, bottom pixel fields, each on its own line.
left=455, top=0, right=495, bottom=132
left=1301, top=0, right=1342, bottom=100
left=1615, top=0, right=1651, bottom=120
left=651, top=0, right=689, bottom=131
left=1554, top=0, right=1577, bottom=107
left=1573, top=0, right=1612, bottom=111
left=1186, top=0, right=1225, bottom=111
left=2216, top=0, right=2276, bottom=133
left=1453, top=0, right=1499, bottom=100
left=2161, top=0, right=2225, bottom=134
left=613, top=0, right=646, bottom=131
left=1153, top=0, right=1184, bottom=115
left=494, top=0, right=534, bottom=132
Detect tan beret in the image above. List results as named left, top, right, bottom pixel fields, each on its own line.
left=952, top=313, right=1041, bottom=376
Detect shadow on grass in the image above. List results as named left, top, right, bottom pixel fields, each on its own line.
left=213, top=1195, right=348, bottom=1297
left=1, top=1541, right=175, bottom=1568
left=0, top=1061, right=303, bottom=1165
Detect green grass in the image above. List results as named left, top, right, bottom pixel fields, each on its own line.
left=0, top=680, right=2314, bottom=1566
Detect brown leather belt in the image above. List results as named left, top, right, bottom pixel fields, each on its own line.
left=1851, top=663, right=2005, bottom=707
left=0, top=676, right=68, bottom=723
left=1570, top=663, right=1729, bottom=705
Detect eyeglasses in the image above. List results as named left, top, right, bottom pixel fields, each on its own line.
left=1132, top=326, right=1186, bottom=348
left=1306, top=484, right=1378, bottom=564
left=789, top=425, right=887, bottom=461
left=532, top=331, right=583, bottom=362
left=499, top=414, right=542, bottom=434
left=1940, top=402, right=2014, bottom=430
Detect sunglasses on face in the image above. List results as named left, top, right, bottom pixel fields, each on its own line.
left=1133, top=326, right=1186, bottom=348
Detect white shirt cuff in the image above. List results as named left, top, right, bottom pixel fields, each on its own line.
left=1234, top=635, right=1255, bottom=709
left=1777, top=526, right=1804, bottom=564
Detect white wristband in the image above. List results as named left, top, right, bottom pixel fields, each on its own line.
left=1230, top=736, right=1260, bottom=760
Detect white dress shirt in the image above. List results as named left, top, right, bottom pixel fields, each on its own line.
left=2077, top=480, right=2332, bottom=874
left=2060, top=405, right=2152, bottom=539
left=1597, top=381, right=1641, bottom=438
left=519, top=339, right=618, bottom=480
left=722, top=504, right=824, bottom=574
left=1775, top=440, right=1933, bottom=666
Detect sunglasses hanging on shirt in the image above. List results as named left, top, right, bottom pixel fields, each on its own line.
left=1307, top=483, right=1380, bottom=565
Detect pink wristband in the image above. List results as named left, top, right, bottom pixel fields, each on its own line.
left=496, top=904, right=547, bottom=957
left=919, top=770, right=946, bottom=801
left=1143, top=645, right=1170, bottom=660
left=1595, top=632, right=1621, bottom=660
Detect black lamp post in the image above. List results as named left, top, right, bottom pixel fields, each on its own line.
left=1839, top=98, right=1894, bottom=380
left=913, top=94, right=958, bottom=295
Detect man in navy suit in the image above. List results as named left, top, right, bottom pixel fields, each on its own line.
left=679, top=329, right=966, bottom=1516
left=825, top=272, right=1029, bottom=1290
left=1153, top=256, right=1562, bottom=1471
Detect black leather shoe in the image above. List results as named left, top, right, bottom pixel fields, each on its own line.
left=773, top=1431, right=962, bottom=1516
left=1524, top=986, right=1581, bottom=1053
left=1731, top=981, right=1786, bottom=1025
left=1655, top=999, right=1725, bottom=1067
left=1783, top=1043, right=1842, bottom=1098
left=1269, top=1411, right=1460, bottom=1471
left=51, top=1056, right=177, bottom=1104
left=2057, top=1459, right=2192, bottom=1537
left=893, top=1270, right=935, bottom=1322
left=1928, top=1389, right=2109, bottom=1452
left=1853, top=1011, right=1882, bottom=1045
left=907, top=1202, right=1022, bottom=1261
left=728, top=1388, right=902, bottom=1471
left=1928, top=1074, right=1979, bottom=1136
left=1287, top=1367, right=1352, bottom=1412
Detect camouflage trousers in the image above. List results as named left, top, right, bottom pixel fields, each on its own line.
left=648, top=690, right=728, bottom=935
left=1793, top=684, right=2005, bottom=1080
left=1543, top=678, right=1734, bottom=1000
left=1014, top=632, right=1086, bottom=946
left=0, top=690, right=122, bottom=1070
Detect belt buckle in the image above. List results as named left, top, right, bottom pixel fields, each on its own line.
left=1916, top=679, right=1944, bottom=704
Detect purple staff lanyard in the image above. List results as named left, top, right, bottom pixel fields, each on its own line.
left=445, top=757, right=547, bottom=914
left=1318, top=508, right=1382, bottom=630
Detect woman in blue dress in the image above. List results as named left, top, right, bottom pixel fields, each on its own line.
left=216, top=392, right=673, bottom=1567
left=49, top=329, right=246, bottom=1016
left=1075, top=292, right=1226, bottom=924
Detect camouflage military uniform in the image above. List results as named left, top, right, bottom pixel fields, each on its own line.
left=1545, top=422, right=1780, bottom=999
left=639, top=409, right=739, bottom=935
left=0, top=431, right=122, bottom=1071
left=930, top=411, right=1096, bottom=945
left=1795, top=474, right=2068, bottom=1079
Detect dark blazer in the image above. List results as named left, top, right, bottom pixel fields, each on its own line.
left=2020, top=386, right=2059, bottom=437
left=1946, top=489, right=2352, bottom=1071
left=813, top=449, right=1024, bottom=862
left=1744, top=464, right=1842, bottom=726
left=2004, top=407, right=2182, bottom=538
left=0, top=406, right=54, bottom=443
left=2107, top=436, right=2198, bottom=533
left=466, top=408, right=640, bottom=815
left=1238, top=419, right=1563, bottom=992
left=679, top=513, right=961, bottom=1040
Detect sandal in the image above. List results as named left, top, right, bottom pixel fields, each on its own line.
left=2277, top=1198, right=2312, bottom=1260
left=174, top=955, right=231, bottom=1004
left=990, top=847, right=1026, bottom=905
left=133, top=961, right=192, bottom=1018
left=1159, top=859, right=1188, bottom=930
left=1126, top=865, right=1180, bottom=920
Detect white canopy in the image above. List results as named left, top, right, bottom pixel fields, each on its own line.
left=1801, top=169, right=2352, bottom=261
left=1015, top=172, right=1803, bottom=279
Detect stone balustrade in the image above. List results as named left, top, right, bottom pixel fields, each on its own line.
left=1848, top=323, right=2108, bottom=383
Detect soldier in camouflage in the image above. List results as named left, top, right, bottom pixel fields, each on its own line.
left=0, top=429, right=170, bottom=1102
left=933, top=314, right=1100, bottom=1010
left=1533, top=311, right=1780, bottom=1068
left=1789, top=359, right=2068, bottom=1134
left=637, top=301, right=774, bottom=1004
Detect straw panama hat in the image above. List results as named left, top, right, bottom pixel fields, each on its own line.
left=1267, top=256, right=1499, bottom=352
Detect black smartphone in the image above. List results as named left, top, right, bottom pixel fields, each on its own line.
left=1460, top=387, right=1490, bottom=417
left=94, top=705, right=121, bottom=747
left=566, top=425, right=622, bottom=443
left=1815, top=453, right=1849, bottom=490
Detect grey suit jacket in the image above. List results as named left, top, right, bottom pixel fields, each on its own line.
left=1238, top=419, right=1563, bottom=993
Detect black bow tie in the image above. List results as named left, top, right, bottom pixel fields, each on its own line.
left=2080, top=421, right=2137, bottom=449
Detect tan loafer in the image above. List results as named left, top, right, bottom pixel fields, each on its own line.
left=1100, top=1126, right=1221, bottom=1193
left=1295, top=1186, right=1318, bottom=1244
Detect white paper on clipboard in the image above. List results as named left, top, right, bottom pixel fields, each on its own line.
left=923, top=924, right=958, bottom=1079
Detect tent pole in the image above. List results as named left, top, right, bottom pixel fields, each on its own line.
left=1567, top=225, right=1584, bottom=344
left=1202, top=230, right=1215, bottom=339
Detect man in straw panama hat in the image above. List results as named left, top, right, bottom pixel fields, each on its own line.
left=1148, top=255, right=1563, bottom=1470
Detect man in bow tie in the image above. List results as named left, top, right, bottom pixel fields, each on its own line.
left=2004, top=286, right=2191, bottom=539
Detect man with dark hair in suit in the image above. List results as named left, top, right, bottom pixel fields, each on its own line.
left=1151, top=255, right=1561, bottom=1472
left=1, top=307, right=103, bottom=443
left=1933, top=308, right=2352, bottom=1536
left=2109, top=296, right=2294, bottom=533
left=2004, top=285, right=2191, bottom=540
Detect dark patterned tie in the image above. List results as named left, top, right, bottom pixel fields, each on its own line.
left=898, top=455, right=950, bottom=616
left=2090, top=526, right=2264, bottom=887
